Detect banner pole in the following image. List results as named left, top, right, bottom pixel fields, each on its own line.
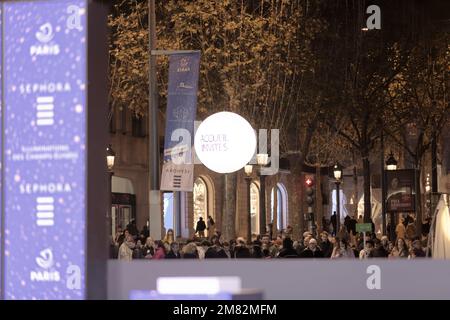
left=148, top=0, right=162, bottom=240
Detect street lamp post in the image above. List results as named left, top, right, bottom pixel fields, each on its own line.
left=257, top=153, right=269, bottom=236
left=380, top=129, right=387, bottom=236
left=244, top=165, right=253, bottom=244
left=386, top=152, right=397, bottom=241
left=333, top=163, right=343, bottom=236
left=106, top=144, right=116, bottom=242
left=386, top=152, right=398, bottom=171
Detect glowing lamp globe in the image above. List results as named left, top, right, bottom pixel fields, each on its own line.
left=194, top=112, right=257, bottom=174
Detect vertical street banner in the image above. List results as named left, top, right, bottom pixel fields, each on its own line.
left=386, top=169, right=416, bottom=212
left=0, top=4, right=3, bottom=299
left=3, top=0, right=87, bottom=299
left=160, top=52, right=200, bottom=192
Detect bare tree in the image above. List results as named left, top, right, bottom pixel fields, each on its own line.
left=385, top=30, right=449, bottom=234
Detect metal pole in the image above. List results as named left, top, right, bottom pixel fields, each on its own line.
left=108, top=171, right=113, bottom=258
left=381, top=130, right=387, bottom=235
left=246, top=177, right=252, bottom=244
left=336, top=181, right=340, bottom=235
left=148, top=0, right=159, bottom=190
left=148, top=0, right=162, bottom=239
left=151, top=49, right=200, bottom=56
left=431, top=130, right=438, bottom=193
left=390, top=212, right=396, bottom=242
left=259, top=173, right=266, bottom=236
left=363, top=231, right=366, bottom=252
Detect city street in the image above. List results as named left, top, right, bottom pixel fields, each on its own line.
left=0, top=0, right=448, bottom=305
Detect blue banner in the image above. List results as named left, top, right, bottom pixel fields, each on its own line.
left=161, top=52, right=200, bottom=191
left=3, top=0, right=87, bottom=299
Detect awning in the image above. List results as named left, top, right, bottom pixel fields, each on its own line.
left=112, top=176, right=135, bottom=194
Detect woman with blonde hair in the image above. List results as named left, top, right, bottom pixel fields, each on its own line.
left=163, top=229, right=175, bottom=244
left=143, top=237, right=155, bottom=259
left=182, top=242, right=199, bottom=259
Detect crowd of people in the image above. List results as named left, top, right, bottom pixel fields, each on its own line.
left=111, top=214, right=431, bottom=261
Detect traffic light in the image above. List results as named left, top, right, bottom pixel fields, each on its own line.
left=305, top=176, right=315, bottom=220
left=305, top=176, right=316, bottom=235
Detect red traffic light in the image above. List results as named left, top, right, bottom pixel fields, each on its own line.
left=305, top=177, right=314, bottom=187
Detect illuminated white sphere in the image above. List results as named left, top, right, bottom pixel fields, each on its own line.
left=194, top=112, right=256, bottom=173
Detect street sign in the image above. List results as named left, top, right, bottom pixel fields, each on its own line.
left=356, top=223, right=372, bottom=233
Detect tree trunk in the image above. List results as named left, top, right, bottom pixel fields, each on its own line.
left=287, top=154, right=305, bottom=238
left=223, top=172, right=237, bottom=241
left=299, top=172, right=306, bottom=234
left=362, top=156, right=372, bottom=223
left=353, top=152, right=359, bottom=218
left=315, top=165, right=323, bottom=232
left=415, top=162, right=422, bottom=236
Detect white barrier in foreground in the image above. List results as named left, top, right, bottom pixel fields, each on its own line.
left=107, top=259, right=450, bottom=300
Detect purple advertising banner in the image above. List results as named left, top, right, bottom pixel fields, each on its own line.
left=3, top=0, right=87, bottom=299
left=0, top=4, right=3, bottom=299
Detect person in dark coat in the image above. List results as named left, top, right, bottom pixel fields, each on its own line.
left=126, top=220, right=139, bottom=237
left=234, top=245, right=251, bottom=258
left=410, top=240, right=426, bottom=258
left=204, top=239, right=226, bottom=258
left=251, top=244, right=265, bottom=258
left=330, top=212, right=337, bottom=236
left=142, top=225, right=150, bottom=239
left=215, top=246, right=229, bottom=258
left=204, top=247, right=217, bottom=258
left=132, top=240, right=144, bottom=259
left=344, top=216, right=352, bottom=233
left=404, top=214, right=413, bottom=228
left=195, top=217, right=207, bottom=238
left=349, top=216, right=357, bottom=236
left=300, top=239, right=324, bottom=258
left=422, top=217, right=431, bottom=236
left=278, top=238, right=299, bottom=258
left=370, top=239, right=388, bottom=258
left=166, top=242, right=181, bottom=259
left=319, top=232, right=333, bottom=258
left=322, top=217, right=329, bottom=233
